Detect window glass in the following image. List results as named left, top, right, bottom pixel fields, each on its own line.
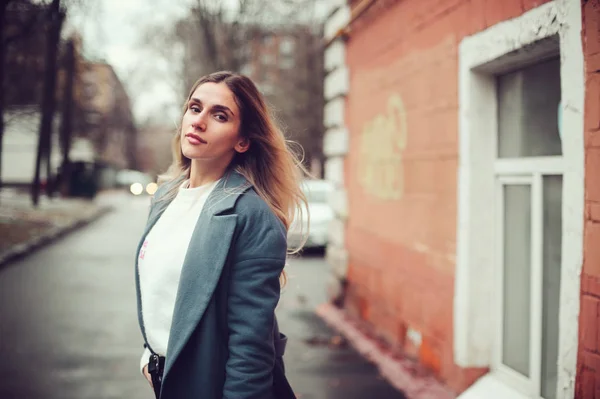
left=502, top=184, right=532, bottom=377
left=540, top=175, right=562, bottom=399
left=279, top=37, right=295, bottom=54
left=497, top=58, right=562, bottom=158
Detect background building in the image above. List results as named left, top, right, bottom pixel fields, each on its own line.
left=79, top=62, right=137, bottom=182
left=173, top=6, right=326, bottom=177
left=2, top=108, right=94, bottom=186
left=240, top=24, right=325, bottom=176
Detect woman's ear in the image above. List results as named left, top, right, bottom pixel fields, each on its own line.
left=235, top=138, right=250, bottom=153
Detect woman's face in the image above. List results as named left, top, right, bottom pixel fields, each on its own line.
left=180, top=82, right=248, bottom=165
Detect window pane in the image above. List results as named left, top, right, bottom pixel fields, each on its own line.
left=279, top=37, right=295, bottom=54
left=502, top=184, right=531, bottom=377
left=541, top=175, right=562, bottom=399
left=497, top=58, right=562, bottom=158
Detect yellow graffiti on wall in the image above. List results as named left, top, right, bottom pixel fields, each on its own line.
left=358, top=94, right=407, bottom=200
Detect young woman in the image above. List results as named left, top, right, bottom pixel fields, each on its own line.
left=134, top=71, right=306, bottom=398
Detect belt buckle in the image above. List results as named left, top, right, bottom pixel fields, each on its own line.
left=148, top=353, right=160, bottom=375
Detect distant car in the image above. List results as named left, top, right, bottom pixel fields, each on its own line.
left=287, top=179, right=334, bottom=249
left=115, top=169, right=157, bottom=196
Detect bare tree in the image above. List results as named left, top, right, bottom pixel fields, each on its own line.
left=0, top=2, right=7, bottom=196
left=0, top=2, right=6, bottom=196
left=135, top=0, right=325, bottom=174
left=56, top=37, right=75, bottom=196
left=2, top=0, right=92, bottom=203
left=31, top=0, right=64, bottom=206
left=173, top=0, right=264, bottom=96
left=187, top=0, right=325, bottom=172
left=0, top=0, right=46, bottom=193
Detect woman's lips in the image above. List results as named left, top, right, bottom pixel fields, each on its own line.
left=185, top=133, right=207, bottom=145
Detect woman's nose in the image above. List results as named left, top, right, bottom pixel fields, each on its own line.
left=192, top=111, right=208, bottom=130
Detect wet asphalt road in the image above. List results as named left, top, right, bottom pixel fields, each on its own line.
left=0, top=192, right=405, bottom=399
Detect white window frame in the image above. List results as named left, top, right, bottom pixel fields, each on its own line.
left=453, top=1, right=584, bottom=398
left=494, top=170, right=561, bottom=397
left=494, top=157, right=564, bottom=176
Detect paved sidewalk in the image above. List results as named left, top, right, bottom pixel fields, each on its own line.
left=280, top=252, right=408, bottom=399
left=317, top=303, right=455, bottom=399
left=0, top=188, right=112, bottom=266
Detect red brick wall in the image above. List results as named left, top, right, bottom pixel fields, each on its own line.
left=577, top=1, right=600, bottom=398
left=342, top=0, right=552, bottom=393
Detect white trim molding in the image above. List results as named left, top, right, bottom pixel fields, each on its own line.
left=325, top=40, right=346, bottom=73
left=327, top=217, right=346, bottom=252
left=323, top=0, right=351, bottom=303
left=454, top=1, right=584, bottom=398
left=324, top=127, right=349, bottom=157
left=327, top=245, right=349, bottom=280
left=555, top=1, right=584, bottom=397
left=324, top=3, right=351, bottom=42
left=324, top=156, right=345, bottom=188
left=325, top=65, right=350, bottom=100
left=324, top=97, right=346, bottom=129
left=328, top=187, right=348, bottom=220
left=324, top=0, right=348, bottom=21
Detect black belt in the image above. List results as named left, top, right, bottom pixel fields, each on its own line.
left=147, top=353, right=165, bottom=399
left=144, top=319, right=287, bottom=398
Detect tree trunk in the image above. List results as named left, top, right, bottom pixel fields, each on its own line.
left=58, top=38, right=74, bottom=196
left=0, top=2, right=8, bottom=196
left=32, top=0, right=63, bottom=206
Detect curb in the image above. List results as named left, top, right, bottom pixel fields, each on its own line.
left=316, top=302, right=456, bottom=399
left=0, top=205, right=114, bottom=268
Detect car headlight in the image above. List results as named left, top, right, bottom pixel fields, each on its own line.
left=130, top=182, right=144, bottom=195
left=146, top=182, right=158, bottom=195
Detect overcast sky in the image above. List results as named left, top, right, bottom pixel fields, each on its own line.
left=68, top=0, right=194, bottom=125
left=67, top=0, right=328, bottom=125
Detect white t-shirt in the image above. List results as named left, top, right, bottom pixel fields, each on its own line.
left=138, top=179, right=220, bottom=371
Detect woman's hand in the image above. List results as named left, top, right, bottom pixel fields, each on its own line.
left=142, top=364, right=153, bottom=388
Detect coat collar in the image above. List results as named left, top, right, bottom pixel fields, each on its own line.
left=153, top=169, right=252, bottom=217
left=201, top=169, right=253, bottom=215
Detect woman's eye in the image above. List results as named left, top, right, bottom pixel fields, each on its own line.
left=190, top=105, right=200, bottom=113
left=215, top=114, right=227, bottom=122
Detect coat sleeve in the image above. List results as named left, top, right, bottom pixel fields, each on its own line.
left=223, top=195, right=287, bottom=399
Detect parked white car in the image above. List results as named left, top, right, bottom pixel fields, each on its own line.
left=288, top=179, right=334, bottom=249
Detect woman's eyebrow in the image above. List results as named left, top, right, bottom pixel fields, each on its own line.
left=189, top=97, right=235, bottom=117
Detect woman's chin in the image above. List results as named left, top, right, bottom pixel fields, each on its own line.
left=182, top=147, right=204, bottom=160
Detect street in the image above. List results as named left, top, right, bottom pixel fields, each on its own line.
left=0, top=192, right=405, bottom=399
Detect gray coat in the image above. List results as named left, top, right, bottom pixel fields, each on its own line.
left=135, top=170, right=291, bottom=399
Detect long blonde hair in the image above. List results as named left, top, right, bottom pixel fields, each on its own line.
left=159, top=71, right=309, bottom=262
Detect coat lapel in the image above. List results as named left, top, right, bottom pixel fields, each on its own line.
left=162, top=171, right=252, bottom=379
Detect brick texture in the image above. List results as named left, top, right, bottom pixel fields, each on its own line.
left=587, top=148, right=600, bottom=203
left=583, top=274, right=600, bottom=296
left=579, top=0, right=600, bottom=397
left=584, top=221, right=600, bottom=278
left=521, top=0, right=553, bottom=12
left=577, top=352, right=600, bottom=398
left=483, top=0, right=524, bottom=27
left=585, top=73, right=600, bottom=133
left=580, top=296, right=600, bottom=353
left=584, top=1, right=600, bottom=56
left=588, top=202, right=600, bottom=222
